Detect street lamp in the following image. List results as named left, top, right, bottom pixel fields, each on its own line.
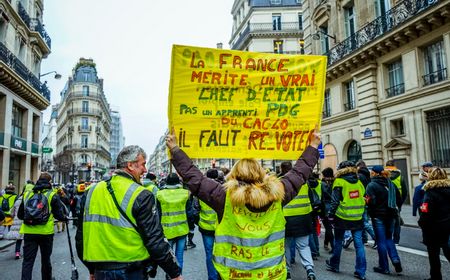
left=312, top=30, right=337, bottom=43
left=39, top=70, right=62, bottom=80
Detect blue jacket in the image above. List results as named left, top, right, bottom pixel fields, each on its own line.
left=412, top=182, right=425, bottom=216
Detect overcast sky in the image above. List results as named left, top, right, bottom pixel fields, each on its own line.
left=41, top=0, right=234, bottom=156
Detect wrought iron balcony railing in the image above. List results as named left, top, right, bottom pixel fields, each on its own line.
left=423, top=68, right=447, bottom=86
left=326, top=0, right=440, bottom=67
left=344, top=101, right=356, bottom=111
left=18, top=2, right=30, bottom=27
left=30, top=19, right=52, bottom=49
left=0, top=42, right=50, bottom=101
left=386, top=83, right=405, bottom=98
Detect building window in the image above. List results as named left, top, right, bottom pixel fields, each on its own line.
left=272, top=14, right=281, bottom=31
left=323, top=89, right=331, bottom=118
left=427, top=107, right=450, bottom=167
left=343, top=80, right=356, bottom=111
left=80, top=154, right=89, bottom=164
left=386, top=59, right=404, bottom=98
left=347, top=140, right=362, bottom=163
left=320, top=26, right=330, bottom=54
left=344, top=5, right=356, bottom=37
left=81, top=117, right=89, bottom=130
left=81, top=135, right=88, bottom=148
left=298, top=13, right=303, bottom=30
left=274, top=40, right=283, bottom=54
left=423, top=40, right=447, bottom=86
left=391, top=118, right=405, bottom=137
left=12, top=104, right=23, bottom=138
left=82, top=101, right=89, bottom=113
left=270, top=0, right=281, bottom=5
left=82, top=85, right=89, bottom=96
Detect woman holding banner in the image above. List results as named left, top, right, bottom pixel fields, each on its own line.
left=165, top=129, right=321, bottom=280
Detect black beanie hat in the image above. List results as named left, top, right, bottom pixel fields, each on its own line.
left=166, top=173, right=180, bottom=185
left=338, top=160, right=356, bottom=170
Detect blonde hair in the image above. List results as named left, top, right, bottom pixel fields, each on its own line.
left=227, top=158, right=266, bottom=184
left=428, top=167, right=448, bottom=180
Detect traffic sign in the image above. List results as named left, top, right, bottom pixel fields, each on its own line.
left=42, top=147, right=53, bottom=153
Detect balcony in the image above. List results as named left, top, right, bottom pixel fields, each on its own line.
left=423, top=68, right=447, bottom=86
left=386, top=83, right=405, bottom=98
left=67, top=108, right=103, bottom=117
left=326, top=0, right=441, bottom=68
left=231, top=21, right=302, bottom=50
left=63, top=144, right=111, bottom=158
left=17, top=2, right=30, bottom=27
left=78, top=125, right=92, bottom=132
left=30, top=19, right=52, bottom=49
left=0, top=42, right=50, bottom=109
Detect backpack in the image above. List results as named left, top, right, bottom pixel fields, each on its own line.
left=24, top=191, right=51, bottom=225
left=1, top=195, right=12, bottom=212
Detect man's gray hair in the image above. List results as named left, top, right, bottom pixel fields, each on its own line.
left=116, top=145, right=147, bottom=168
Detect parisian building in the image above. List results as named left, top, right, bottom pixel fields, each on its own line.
left=55, top=58, right=111, bottom=183
left=0, top=0, right=52, bottom=190
left=110, top=109, right=125, bottom=168
left=41, top=104, right=57, bottom=177
left=300, top=0, right=450, bottom=202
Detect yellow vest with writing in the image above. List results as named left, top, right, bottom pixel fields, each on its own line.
left=156, top=185, right=189, bottom=239
left=83, top=176, right=150, bottom=262
left=20, top=190, right=56, bottom=235
left=213, top=190, right=287, bottom=280
left=333, top=178, right=365, bottom=221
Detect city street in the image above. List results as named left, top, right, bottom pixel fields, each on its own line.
left=0, top=225, right=448, bottom=280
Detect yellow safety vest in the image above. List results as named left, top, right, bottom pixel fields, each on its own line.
left=143, top=181, right=158, bottom=196
left=0, top=194, right=17, bottom=215
left=213, top=190, right=287, bottom=280
left=156, top=185, right=189, bottom=240
left=283, top=184, right=312, bottom=217
left=313, top=179, right=322, bottom=200
left=83, top=175, right=150, bottom=262
left=333, top=178, right=365, bottom=221
left=20, top=190, right=55, bottom=235
left=392, top=176, right=402, bottom=196
left=199, top=200, right=217, bottom=231
left=24, top=184, right=34, bottom=193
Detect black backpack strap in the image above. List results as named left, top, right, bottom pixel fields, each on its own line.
left=105, top=180, right=139, bottom=232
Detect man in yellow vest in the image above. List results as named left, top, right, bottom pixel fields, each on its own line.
left=143, top=172, right=159, bottom=196
left=385, top=160, right=408, bottom=245
left=18, top=172, right=67, bottom=280
left=156, top=173, right=190, bottom=277
left=166, top=129, right=322, bottom=280
left=0, top=184, right=17, bottom=238
left=326, top=161, right=367, bottom=280
left=76, top=145, right=182, bottom=280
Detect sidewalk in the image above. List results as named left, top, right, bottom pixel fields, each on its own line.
left=0, top=239, right=15, bottom=250
left=400, top=204, right=419, bottom=228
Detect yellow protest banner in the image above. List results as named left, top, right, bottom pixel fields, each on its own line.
left=168, top=45, right=327, bottom=160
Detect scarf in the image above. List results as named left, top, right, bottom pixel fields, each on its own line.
left=387, top=179, right=397, bottom=210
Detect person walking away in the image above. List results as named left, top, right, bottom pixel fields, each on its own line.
left=156, top=173, right=190, bottom=278
left=283, top=173, right=318, bottom=280
left=356, top=160, right=376, bottom=248
left=185, top=192, right=198, bottom=249
left=76, top=145, right=182, bottom=280
left=196, top=168, right=220, bottom=280
left=0, top=184, right=17, bottom=238
left=307, top=173, right=322, bottom=260
left=412, top=162, right=432, bottom=218
left=166, top=129, right=321, bottom=280
left=56, top=187, right=70, bottom=233
left=418, top=167, right=450, bottom=280
left=321, top=167, right=335, bottom=253
left=23, top=180, right=34, bottom=193
left=385, top=160, right=408, bottom=245
left=326, top=161, right=367, bottom=280
left=18, top=172, right=67, bottom=280
left=5, top=192, right=24, bottom=259
left=365, top=165, right=403, bottom=275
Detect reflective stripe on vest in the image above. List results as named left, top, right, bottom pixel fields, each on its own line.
left=199, top=200, right=217, bottom=231
left=156, top=186, right=189, bottom=239
left=213, top=190, right=287, bottom=280
left=333, top=178, right=365, bottom=221
left=83, top=176, right=150, bottom=262
left=20, top=190, right=55, bottom=235
left=283, top=184, right=312, bottom=217
left=392, top=176, right=402, bottom=196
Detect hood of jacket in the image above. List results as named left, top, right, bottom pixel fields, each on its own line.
left=335, top=167, right=359, bottom=184
left=33, top=179, right=52, bottom=192
left=423, top=179, right=450, bottom=191
left=223, top=175, right=284, bottom=209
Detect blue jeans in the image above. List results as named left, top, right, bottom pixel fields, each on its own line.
left=169, top=235, right=187, bottom=272
left=309, top=232, right=319, bottom=257
left=94, top=268, right=146, bottom=280
left=201, top=234, right=218, bottom=280
left=330, top=228, right=366, bottom=276
left=372, top=217, right=400, bottom=271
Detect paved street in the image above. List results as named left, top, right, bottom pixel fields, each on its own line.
left=0, top=224, right=448, bottom=280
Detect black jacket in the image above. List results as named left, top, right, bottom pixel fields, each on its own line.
left=366, top=176, right=401, bottom=220
left=328, top=167, right=364, bottom=230
left=18, top=179, right=66, bottom=223
left=418, top=179, right=450, bottom=246
left=75, top=171, right=181, bottom=278
left=321, top=178, right=333, bottom=215
left=357, top=167, right=371, bottom=188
